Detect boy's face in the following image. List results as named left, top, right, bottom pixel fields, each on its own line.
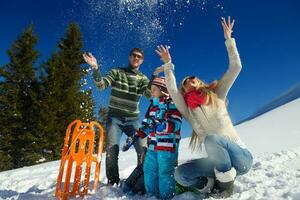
left=151, top=85, right=164, bottom=98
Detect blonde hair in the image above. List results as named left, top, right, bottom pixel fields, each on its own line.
left=189, top=130, right=202, bottom=151
left=181, top=76, right=219, bottom=150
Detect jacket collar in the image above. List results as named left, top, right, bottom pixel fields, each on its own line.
left=151, top=96, right=170, bottom=106
left=127, top=64, right=140, bottom=74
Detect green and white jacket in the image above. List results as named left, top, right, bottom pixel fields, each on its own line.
left=93, top=66, right=151, bottom=118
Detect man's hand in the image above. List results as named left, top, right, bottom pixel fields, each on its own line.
left=155, top=45, right=171, bottom=64
left=221, top=16, right=235, bottom=40
left=83, top=52, right=98, bottom=70
left=122, top=135, right=138, bottom=152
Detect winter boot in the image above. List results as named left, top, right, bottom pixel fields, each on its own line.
left=131, top=174, right=145, bottom=195
left=175, top=177, right=214, bottom=197
left=211, top=180, right=234, bottom=198
left=210, top=167, right=236, bottom=198
left=120, top=181, right=132, bottom=193
left=124, top=164, right=144, bottom=190
left=194, top=176, right=215, bottom=194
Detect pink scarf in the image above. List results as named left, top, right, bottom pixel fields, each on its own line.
left=184, top=90, right=207, bottom=109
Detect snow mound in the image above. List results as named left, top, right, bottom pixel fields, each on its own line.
left=236, top=98, right=300, bottom=156
left=85, top=146, right=300, bottom=200
left=231, top=146, right=300, bottom=200
left=1, top=147, right=299, bottom=199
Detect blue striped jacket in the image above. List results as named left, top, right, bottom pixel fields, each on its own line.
left=136, top=96, right=182, bottom=152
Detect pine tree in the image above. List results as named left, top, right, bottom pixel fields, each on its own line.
left=0, top=67, right=14, bottom=171
left=40, top=23, right=96, bottom=160
left=0, top=25, right=43, bottom=170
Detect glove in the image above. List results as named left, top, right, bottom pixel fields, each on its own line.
left=122, top=135, right=138, bottom=152
left=155, top=123, right=166, bottom=132
left=148, top=116, right=160, bottom=127
left=149, top=116, right=165, bottom=132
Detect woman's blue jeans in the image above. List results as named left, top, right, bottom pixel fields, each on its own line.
left=175, top=134, right=253, bottom=187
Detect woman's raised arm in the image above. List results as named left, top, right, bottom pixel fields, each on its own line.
left=155, top=45, right=189, bottom=117
left=216, top=17, right=242, bottom=100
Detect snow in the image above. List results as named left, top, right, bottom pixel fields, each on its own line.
left=1, top=99, right=300, bottom=199
left=81, top=0, right=223, bottom=47
left=236, top=98, right=300, bottom=156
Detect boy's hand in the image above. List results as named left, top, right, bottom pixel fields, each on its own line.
left=155, top=45, right=171, bottom=64
left=155, top=123, right=165, bottom=132
left=149, top=116, right=160, bottom=127
left=149, top=117, right=165, bottom=132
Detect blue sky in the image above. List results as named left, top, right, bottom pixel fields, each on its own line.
left=1, top=0, right=300, bottom=137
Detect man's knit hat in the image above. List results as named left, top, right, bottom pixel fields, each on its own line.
left=152, top=77, right=169, bottom=96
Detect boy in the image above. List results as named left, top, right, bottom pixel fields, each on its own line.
left=122, top=77, right=182, bottom=199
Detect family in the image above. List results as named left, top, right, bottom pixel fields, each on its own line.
left=83, top=17, right=253, bottom=199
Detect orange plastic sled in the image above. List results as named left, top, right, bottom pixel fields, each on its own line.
left=55, top=120, right=104, bottom=200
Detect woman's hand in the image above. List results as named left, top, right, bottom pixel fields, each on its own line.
left=155, top=45, right=171, bottom=64
left=221, top=16, right=235, bottom=40
left=153, top=66, right=165, bottom=76
left=83, top=52, right=98, bottom=70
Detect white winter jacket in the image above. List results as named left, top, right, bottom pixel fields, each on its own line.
left=163, top=38, right=246, bottom=148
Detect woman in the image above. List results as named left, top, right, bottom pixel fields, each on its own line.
left=154, top=17, right=253, bottom=198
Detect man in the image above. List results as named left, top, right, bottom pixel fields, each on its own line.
left=83, top=48, right=152, bottom=185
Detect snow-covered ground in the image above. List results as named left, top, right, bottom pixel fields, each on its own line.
left=1, top=98, right=300, bottom=200
left=236, top=98, right=300, bottom=156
